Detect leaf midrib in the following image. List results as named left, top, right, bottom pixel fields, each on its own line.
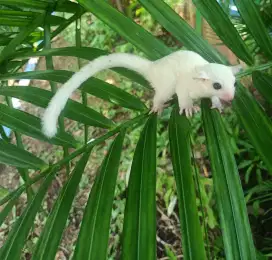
left=212, top=115, right=242, bottom=259
left=87, top=138, right=116, bottom=259
left=174, top=118, right=192, bottom=259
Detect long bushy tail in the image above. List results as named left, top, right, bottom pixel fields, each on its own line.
left=42, top=53, right=151, bottom=138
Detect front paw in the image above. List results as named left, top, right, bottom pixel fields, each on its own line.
left=150, top=105, right=164, bottom=115
left=211, top=97, right=223, bottom=112
left=179, top=105, right=200, bottom=117
left=211, top=103, right=223, bottom=112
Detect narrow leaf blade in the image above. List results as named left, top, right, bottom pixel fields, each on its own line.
left=202, top=101, right=256, bottom=259
left=233, top=0, right=272, bottom=59
left=169, top=106, right=206, bottom=260
left=12, top=47, right=149, bottom=87
left=121, top=115, right=157, bottom=260
left=0, top=71, right=146, bottom=111
left=252, top=71, right=272, bottom=105
left=0, top=86, right=115, bottom=128
left=33, top=151, right=91, bottom=260
left=0, top=168, right=57, bottom=260
left=0, top=140, right=47, bottom=169
left=81, top=78, right=147, bottom=111
left=0, top=14, right=45, bottom=63
left=77, top=0, right=171, bottom=59
left=192, top=0, right=253, bottom=64
left=233, top=84, right=272, bottom=172
left=138, top=0, right=225, bottom=63
left=73, top=131, right=125, bottom=260
left=0, top=104, right=78, bottom=148
left=0, top=185, right=26, bottom=226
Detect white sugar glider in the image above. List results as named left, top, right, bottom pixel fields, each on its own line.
left=42, top=50, right=242, bottom=138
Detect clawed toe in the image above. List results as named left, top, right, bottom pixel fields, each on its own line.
left=150, top=106, right=164, bottom=115
left=211, top=105, right=223, bottom=113
left=180, top=105, right=200, bottom=117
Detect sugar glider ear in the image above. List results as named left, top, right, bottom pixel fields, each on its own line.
left=230, top=64, right=242, bottom=75
left=193, top=66, right=210, bottom=80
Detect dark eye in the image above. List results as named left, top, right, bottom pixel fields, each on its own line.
left=213, top=82, right=222, bottom=90
left=234, top=81, right=237, bottom=87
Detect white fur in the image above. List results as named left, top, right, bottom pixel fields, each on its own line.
left=42, top=50, right=240, bottom=138
left=42, top=53, right=151, bottom=137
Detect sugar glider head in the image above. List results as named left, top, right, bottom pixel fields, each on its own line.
left=193, top=63, right=242, bottom=101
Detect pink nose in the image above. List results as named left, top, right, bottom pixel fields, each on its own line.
left=222, top=93, right=234, bottom=101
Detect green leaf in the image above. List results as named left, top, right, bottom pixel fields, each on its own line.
left=0, top=186, right=9, bottom=200
left=0, top=32, right=43, bottom=46
left=32, top=151, right=91, bottom=260
left=73, top=131, right=125, bottom=260
left=78, top=0, right=171, bottom=59
left=12, top=47, right=149, bottom=87
left=238, top=160, right=253, bottom=169
left=233, top=0, right=272, bottom=59
left=0, top=15, right=66, bottom=27
left=168, top=106, right=206, bottom=260
left=0, top=0, right=48, bottom=10
left=164, top=245, right=177, bottom=260
left=0, top=185, right=24, bottom=226
left=0, top=140, right=47, bottom=169
left=0, top=14, right=45, bottom=64
left=81, top=78, right=147, bottom=111
left=201, top=100, right=256, bottom=259
left=252, top=71, right=272, bottom=105
left=0, top=10, right=38, bottom=17
left=49, top=10, right=85, bottom=44
left=0, top=86, right=115, bottom=129
left=0, top=0, right=80, bottom=13
left=55, top=1, right=81, bottom=13
left=138, top=0, right=225, bottom=63
left=233, top=84, right=272, bottom=172
left=121, top=115, right=157, bottom=260
left=13, top=46, right=107, bottom=60
left=0, top=37, right=10, bottom=46
left=0, top=70, right=71, bottom=82
left=236, top=61, right=272, bottom=79
left=192, top=0, right=253, bottom=64
left=0, top=168, right=57, bottom=260
left=0, top=104, right=78, bottom=148
left=0, top=72, right=146, bottom=111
